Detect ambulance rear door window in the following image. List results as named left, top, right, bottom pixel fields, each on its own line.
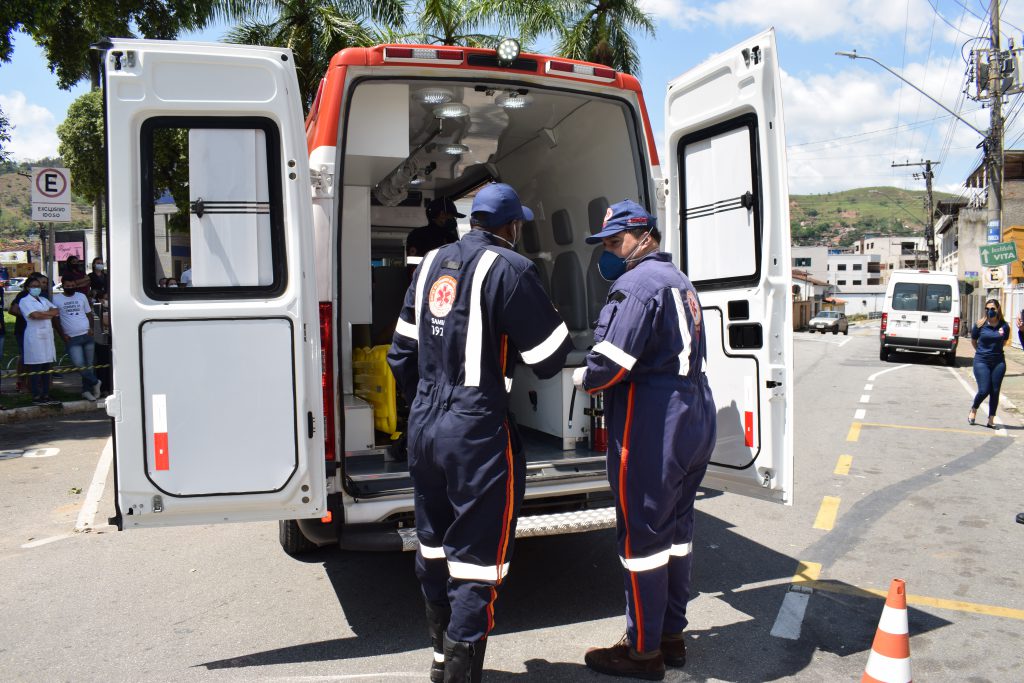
left=140, top=117, right=286, bottom=300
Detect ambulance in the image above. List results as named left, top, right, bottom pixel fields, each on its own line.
left=101, top=29, right=794, bottom=554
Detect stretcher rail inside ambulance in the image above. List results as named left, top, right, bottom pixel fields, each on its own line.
left=102, top=33, right=793, bottom=552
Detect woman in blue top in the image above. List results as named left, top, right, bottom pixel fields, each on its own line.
left=969, top=299, right=1011, bottom=428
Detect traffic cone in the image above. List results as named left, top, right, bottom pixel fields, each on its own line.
left=862, top=578, right=912, bottom=683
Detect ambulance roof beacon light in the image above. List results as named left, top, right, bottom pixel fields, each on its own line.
left=497, top=38, right=521, bottom=66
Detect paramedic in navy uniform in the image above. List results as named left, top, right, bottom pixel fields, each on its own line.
left=574, top=200, right=716, bottom=681
left=407, top=196, right=464, bottom=260
left=388, top=182, right=574, bottom=682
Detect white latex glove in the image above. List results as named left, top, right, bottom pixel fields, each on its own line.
left=572, top=366, right=587, bottom=389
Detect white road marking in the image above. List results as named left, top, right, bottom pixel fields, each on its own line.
left=868, top=364, right=911, bottom=382
left=23, top=448, right=60, bottom=458
left=21, top=534, right=72, bottom=549
left=855, top=409, right=866, bottom=420
left=946, top=367, right=1012, bottom=436
left=770, top=586, right=812, bottom=640
left=76, top=438, right=113, bottom=532
left=839, top=338, right=852, bottom=347
left=865, top=384, right=874, bottom=391
left=860, top=395, right=871, bottom=403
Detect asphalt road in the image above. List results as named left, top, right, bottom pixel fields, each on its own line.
left=1, top=321, right=1022, bottom=682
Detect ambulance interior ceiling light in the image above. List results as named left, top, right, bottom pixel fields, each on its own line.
left=495, top=91, right=532, bottom=109
left=442, top=144, right=469, bottom=156
left=416, top=87, right=454, bottom=104
left=433, top=102, right=471, bottom=119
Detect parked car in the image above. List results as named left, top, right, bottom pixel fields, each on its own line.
left=808, top=311, right=849, bottom=335
left=5, top=277, right=26, bottom=292
left=879, top=269, right=959, bottom=366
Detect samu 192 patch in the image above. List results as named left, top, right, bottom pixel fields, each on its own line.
left=428, top=275, right=458, bottom=318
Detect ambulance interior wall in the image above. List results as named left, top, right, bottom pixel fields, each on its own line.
left=498, top=97, right=645, bottom=349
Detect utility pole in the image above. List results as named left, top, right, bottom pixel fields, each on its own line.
left=891, top=160, right=939, bottom=268
left=988, top=0, right=1003, bottom=239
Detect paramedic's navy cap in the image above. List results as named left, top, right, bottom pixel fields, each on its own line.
left=470, top=183, right=534, bottom=227
left=426, top=197, right=466, bottom=219
left=585, top=199, right=656, bottom=244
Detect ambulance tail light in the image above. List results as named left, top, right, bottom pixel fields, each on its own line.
left=319, top=302, right=337, bottom=462
left=383, top=47, right=464, bottom=64
left=545, top=60, right=616, bottom=82
left=880, top=312, right=888, bottom=334
left=953, top=316, right=960, bottom=337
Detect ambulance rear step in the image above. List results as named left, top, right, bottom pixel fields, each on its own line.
left=396, top=506, right=617, bottom=551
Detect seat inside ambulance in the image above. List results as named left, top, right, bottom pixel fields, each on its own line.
left=339, top=78, right=648, bottom=493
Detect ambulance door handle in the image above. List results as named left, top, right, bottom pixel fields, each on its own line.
left=307, top=411, right=315, bottom=438
left=921, top=315, right=928, bottom=322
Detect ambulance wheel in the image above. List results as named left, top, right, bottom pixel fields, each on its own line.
left=879, top=345, right=889, bottom=362
left=279, top=519, right=318, bottom=556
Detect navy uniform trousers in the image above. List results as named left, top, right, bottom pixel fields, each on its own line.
left=581, top=252, right=717, bottom=653
left=389, top=229, right=573, bottom=642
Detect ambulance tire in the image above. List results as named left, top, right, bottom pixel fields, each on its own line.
left=279, top=519, right=318, bottom=556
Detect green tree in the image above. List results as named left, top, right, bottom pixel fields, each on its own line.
left=414, top=0, right=507, bottom=47
left=220, top=0, right=406, bottom=111
left=0, top=105, right=12, bottom=164
left=56, top=90, right=105, bottom=251
left=5, top=1, right=219, bottom=89
left=513, top=0, right=654, bottom=76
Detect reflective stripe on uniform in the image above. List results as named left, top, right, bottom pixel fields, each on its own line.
left=593, top=340, right=638, bottom=371
left=396, top=317, right=418, bottom=341
left=406, top=255, right=424, bottom=265
left=419, top=543, right=446, bottom=559
left=520, top=322, right=569, bottom=365
left=463, top=250, right=499, bottom=387
left=448, top=559, right=510, bottom=582
left=414, top=250, right=440, bottom=328
left=670, top=289, right=691, bottom=377
left=619, top=548, right=671, bottom=572
left=433, top=652, right=445, bottom=663
left=670, top=542, right=692, bottom=557
left=504, top=377, right=513, bottom=392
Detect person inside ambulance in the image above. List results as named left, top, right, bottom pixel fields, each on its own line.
left=406, top=197, right=464, bottom=262
left=387, top=182, right=574, bottom=682
left=572, top=200, right=716, bottom=681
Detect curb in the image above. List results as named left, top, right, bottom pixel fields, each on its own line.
left=0, top=399, right=105, bottom=425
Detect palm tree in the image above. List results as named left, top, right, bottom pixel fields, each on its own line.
left=216, top=0, right=406, bottom=110
left=414, top=0, right=508, bottom=47
left=504, top=0, right=654, bottom=76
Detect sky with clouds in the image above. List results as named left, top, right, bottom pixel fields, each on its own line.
left=2, top=0, right=1022, bottom=202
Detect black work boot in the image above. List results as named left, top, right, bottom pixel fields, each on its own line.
left=425, top=601, right=451, bottom=683
left=584, top=634, right=665, bottom=681
left=660, top=633, right=686, bottom=667
left=443, top=633, right=488, bottom=683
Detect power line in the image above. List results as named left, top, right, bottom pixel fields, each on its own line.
left=787, top=109, right=983, bottom=150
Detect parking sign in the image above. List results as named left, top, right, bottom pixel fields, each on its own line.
left=31, top=166, right=72, bottom=222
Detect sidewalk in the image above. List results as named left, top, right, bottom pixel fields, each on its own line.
left=0, top=366, right=106, bottom=423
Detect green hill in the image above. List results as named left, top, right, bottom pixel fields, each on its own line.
left=789, top=186, right=956, bottom=247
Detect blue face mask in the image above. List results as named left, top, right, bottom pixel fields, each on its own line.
left=29, top=287, right=42, bottom=297
left=598, top=250, right=628, bottom=281
left=986, top=308, right=997, bottom=318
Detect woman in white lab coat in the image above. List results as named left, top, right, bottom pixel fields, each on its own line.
left=18, top=275, right=60, bottom=405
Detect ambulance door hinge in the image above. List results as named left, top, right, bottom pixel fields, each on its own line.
left=104, top=391, right=123, bottom=422
left=310, top=165, right=335, bottom=197
left=759, top=470, right=772, bottom=488
left=307, top=411, right=316, bottom=438
left=152, top=495, right=164, bottom=513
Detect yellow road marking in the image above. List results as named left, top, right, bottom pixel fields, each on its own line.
left=791, top=561, right=821, bottom=583
left=834, top=454, right=852, bottom=475
left=846, top=422, right=861, bottom=441
left=812, top=496, right=841, bottom=530
left=802, top=580, right=1024, bottom=621
left=859, top=422, right=1008, bottom=436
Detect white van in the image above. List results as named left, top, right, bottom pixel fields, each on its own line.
left=879, top=270, right=960, bottom=365
left=101, top=32, right=795, bottom=552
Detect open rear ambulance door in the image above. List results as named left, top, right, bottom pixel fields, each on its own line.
left=663, top=29, right=794, bottom=503
left=103, top=39, right=325, bottom=528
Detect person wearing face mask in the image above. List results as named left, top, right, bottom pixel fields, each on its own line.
left=18, top=275, right=61, bottom=405
left=968, top=299, right=1011, bottom=428
left=388, top=182, right=573, bottom=682
left=89, top=257, right=109, bottom=302
left=573, top=200, right=716, bottom=681
left=10, top=272, right=50, bottom=396
left=406, top=197, right=464, bottom=264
